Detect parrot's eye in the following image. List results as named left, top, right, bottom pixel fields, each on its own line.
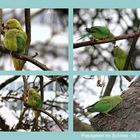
left=85, top=28, right=90, bottom=32
left=111, top=50, right=114, bottom=56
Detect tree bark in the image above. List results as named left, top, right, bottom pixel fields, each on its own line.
left=90, top=76, right=140, bottom=131
left=74, top=116, right=95, bottom=131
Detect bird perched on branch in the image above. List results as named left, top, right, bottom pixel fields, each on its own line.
left=26, top=88, right=42, bottom=128
left=113, top=46, right=133, bottom=70
left=87, top=95, right=122, bottom=115
left=78, top=26, right=114, bottom=41
left=2, top=18, right=27, bottom=70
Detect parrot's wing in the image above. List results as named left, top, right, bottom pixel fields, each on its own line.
left=87, top=100, right=111, bottom=113
left=3, top=30, right=18, bottom=52
left=16, top=31, right=27, bottom=53
left=99, top=96, right=112, bottom=100
left=91, top=26, right=110, bottom=35
left=27, top=96, right=36, bottom=107
left=113, top=47, right=128, bottom=70
left=88, top=26, right=114, bottom=39
left=33, top=94, right=41, bottom=108
left=114, top=58, right=121, bottom=70
left=12, top=57, right=23, bottom=70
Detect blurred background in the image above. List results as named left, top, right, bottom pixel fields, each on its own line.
left=74, top=75, right=134, bottom=124
left=0, top=75, right=68, bottom=131
left=0, top=9, right=68, bottom=70
left=74, top=9, right=140, bottom=70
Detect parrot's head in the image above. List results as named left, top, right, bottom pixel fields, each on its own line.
left=113, top=46, right=126, bottom=58
left=86, top=27, right=97, bottom=33
left=113, top=46, right=119, bottom=56
left=86, top=27, right=91, bottom=33
left=28, top=88, right=38, bottom=96
left=3, top=19, right=22, bottom=30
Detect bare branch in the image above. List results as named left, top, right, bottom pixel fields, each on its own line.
left=74, top=32, right=140, bottom=49
left=0, top=46, right=51, bottom=70
left=124, top=37, right=139, bottom=70
left=39, top=76, right=44, bottom=102
left=25, top=9, right=31, bottom=54
left=36, top=108, right=64, bottom=131
left=0, top=9, right=2, bottom=45
left=103, top=76, right=117, bottom=97
left=0, top=76, right=20, bottom=90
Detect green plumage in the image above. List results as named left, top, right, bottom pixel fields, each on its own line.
left=26, top=88, right=42, bottom=128
left=87, top=95, right=122, bottom=114
left=3, top=19, right=27, bottom=70
left=113, top=46, right=132, bottom=70
left=78, top=26, right=114, bottom=41
left=27, top=88, right=41, bottom=109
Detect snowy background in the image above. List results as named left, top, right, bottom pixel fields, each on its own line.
left=0, top=75, right=68, bottom=131
left=0, top=9, right=68, bottom=70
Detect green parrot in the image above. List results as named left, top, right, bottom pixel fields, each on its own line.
left=26, top=88, right=42, bottom=128
left=113, top=46, right=132, bottom=70
left=3, top=18, right=27, bottom=70
left=27, top=88, right=42, bottom=109
left=87, top=95, right=122, bottom=114
left=78, top=26, right=114, bottom=41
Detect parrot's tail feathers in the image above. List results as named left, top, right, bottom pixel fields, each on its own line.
left=12, top=57, right=23, bottom=70
left=76, top=33, right=90, bottom=42
left=34, top=110, right=40, bottom=128
left=34, top=111, right=40, bottom=119
left=109, top=33, right=115, bottom=38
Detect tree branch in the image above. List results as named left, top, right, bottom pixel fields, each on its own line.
left=0, top=76, right=20, bottom=90
left=15, top=108, right=27, bottom=130
left=25, top=9, right=31, bottom=55
left=39, top=76, right=44, bottom=102
left=103, top=76, right=117, bottom=97
left=0, top=46, right=51, bottom=70
left=0, top=9, right=2, bottom=45
left=74, top=32, right=140, bottom=49
left=74, top=116, right=95, bottom=131
left=36, top=108, right=64, bottom=131
left=123, top=36, right=139, bottom=70
left=22, top=76, right=28, bottom=105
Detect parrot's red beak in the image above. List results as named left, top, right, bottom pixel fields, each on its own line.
left=2, top=23, right=8, bottom=30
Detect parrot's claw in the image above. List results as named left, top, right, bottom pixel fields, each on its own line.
left=105, top=113, right=115, bottom=118
left=113, top=41, right=116, bottom=46
left=90, top=37, right=96, bottom=42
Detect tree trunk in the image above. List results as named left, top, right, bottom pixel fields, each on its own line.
left=90, top=76, right=140, bottom=131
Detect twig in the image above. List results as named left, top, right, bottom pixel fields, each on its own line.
left=39, top=76, right=44, bottom=102
left=0, top=76, right=20, bottom=90
left=2, top=96, right=22, bottom=100
left=0, top=46, right=51, bottom=70
left=36, top=108, right=64, bottom=131
left=19, top=9, right=31, bottom=70
left=103, top=76, right=117, bottom=97
left=21, top=9, right=46, bottom=25
left=49, top=76, right=68, bottom=87
left=0, top=9, right=2, bottom=45
left=123, top=37, right=139, bottom=70
left=103, top=75, right=131, bottom=97
left=25, top=9, right=31, bottom=54
left=43, top=102, right=67, bottom=113
left=22, top=76, right=28, bottom=104
left=15, top=108, right=28, bottom=129
left=74, top=32, right=140, bottom=49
